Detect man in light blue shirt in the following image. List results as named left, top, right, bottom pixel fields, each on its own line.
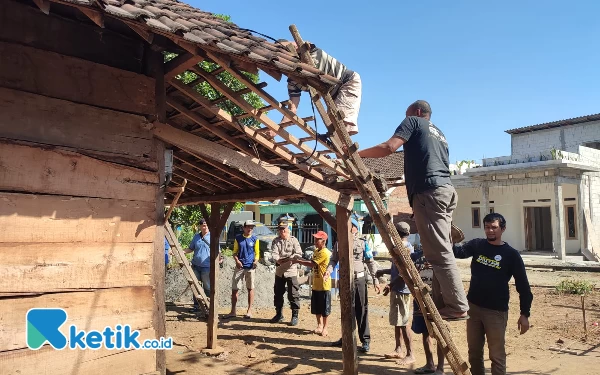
left=185, top=218, right=211, bottom=313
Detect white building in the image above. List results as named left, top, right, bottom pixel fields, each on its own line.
left=451, top=114, right=600, bottom=260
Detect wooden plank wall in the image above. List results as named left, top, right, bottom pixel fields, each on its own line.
left=0, top=1, right=165, bottom=373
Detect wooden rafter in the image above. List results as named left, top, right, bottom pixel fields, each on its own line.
left=190, top=64, right=350, bottom=179
left=165, top=179, right=186, bottom=221
left=78, top=7, right=104, bottom=28
left=166, top=98, right=259, bottom=156
left=172, top=171, right=215, bottom=194
left=174, top=162, right=229, bottom=192
left=305, top=196, right=337, bottom=230
left=178, top=149, right=265, bottom=189
left=164, top=53, right=204, bottom=81
left=202, top=51, right=344, bottom=163
left=153, top=122, right=353, bottom=209
left=32, top=0, right=50, bottom=14
left=178, top=187, right=303, bottom=205
left=124, top=21, right=154, bottom=44
left=174, top=153, right=244, bottom=190
left=168, top=80, right=327, bottom=182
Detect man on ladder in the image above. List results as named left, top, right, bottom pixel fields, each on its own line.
left=357, top=100, right=469, bottom=321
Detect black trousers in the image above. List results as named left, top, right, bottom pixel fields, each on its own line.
left=353, top=276, right=370, bottom=343
left=274, top=275, right=300, bottom=311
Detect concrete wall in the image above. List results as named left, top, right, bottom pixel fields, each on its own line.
left=511, top=120, right=600, bottom=156
left=453, top=182, right=581, bottom=253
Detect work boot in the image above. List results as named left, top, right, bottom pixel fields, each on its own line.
left=290, top=310, right=299, bottom=326
left=270, top=309, right=284, bottom=323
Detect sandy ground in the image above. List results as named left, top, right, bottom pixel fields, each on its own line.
left=166, top=261, right=600, bottom=375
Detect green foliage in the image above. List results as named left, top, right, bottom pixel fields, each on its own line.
left=168, top=202, right=244, bottom=244
left=163, top=13, right=265, bottom=129
left=555, top=279, right=596, bottom=295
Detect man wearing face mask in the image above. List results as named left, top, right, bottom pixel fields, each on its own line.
left=327, top=219, right=380, bottom=353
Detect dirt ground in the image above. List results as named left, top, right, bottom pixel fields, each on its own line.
left=166, top=263, right=600, bottom=375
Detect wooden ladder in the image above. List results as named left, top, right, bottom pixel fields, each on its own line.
left=165, top=223, right=210, bottom=315
left=290, top=25, right=471, bottom=375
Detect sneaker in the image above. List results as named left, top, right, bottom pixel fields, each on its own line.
left=359, top=341, right=370, bottom=353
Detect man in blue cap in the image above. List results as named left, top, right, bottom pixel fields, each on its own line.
left=327, top=218, right=380, bottom=353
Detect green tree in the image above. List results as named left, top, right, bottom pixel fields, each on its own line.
left=164, top=14, right=265, bottom=128
left=164, top=14, right=261, bottom=244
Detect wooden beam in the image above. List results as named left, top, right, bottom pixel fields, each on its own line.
left=147, top=47, right=167, bottom=123
left=172, top=170, right=218, bottom=194
left=207, top=202, right=234, bottom=349
left=166, top=97, right=259, bottom=157
left=172, top=171, right=211, bottom=195
left=191, top=64, right=349, bottom=179
left=336, top=205, right=357, bottom=375
left=177, top=149, right=263, bottom=189
left=305, top=196, right=337, bottom=230
left=201, top=52, right=337, bottom=156
left=152, top=123, right=353, bottom=209
left=169, top=80, right=327, bottom=182
left=174, top=153, right=243, bottom=190
left=153, top=139, right=167, bottom=373
left=78, top=7, right=104, bottom=28
left=177, top=188, right=303, bottom=205
left=124, top=21, right=154, bottom=44
left=165, top=179, right=186, bottom=222
left=32, top=0, right=50, bottom=14
left=174, top=162, right=227, bottom=192
left=199, top=204, right=211, bottom=227
left=164, top=53, right=204, bottom=81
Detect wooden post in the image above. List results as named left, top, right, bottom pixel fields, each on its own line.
left=153, top=139, right=167, bottom=374
left=336, top=205, right=357, bottom=375
left=207, top=202, right=235, bottom=349
left=582, top=295, right=587, bottom=339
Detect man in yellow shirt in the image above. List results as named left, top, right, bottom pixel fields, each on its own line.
left=294, top=231, right=331, bottom=336
left=225, top=220, right=260, bottom=319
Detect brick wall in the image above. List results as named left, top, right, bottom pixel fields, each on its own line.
left=511, top=120, right=600, bottom=156
left=387, top=186, right=416, bottom=232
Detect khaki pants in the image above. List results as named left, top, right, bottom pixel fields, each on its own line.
left=412, top=184, right=469, bottom=313
left=467, top=302, right=509, bottom=375
left=334, top=72, right=361, bottom=135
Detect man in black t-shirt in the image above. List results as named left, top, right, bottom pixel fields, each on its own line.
left=357, top=100, right=469, bottom=320
left=453, top=213, right=532, bottom=375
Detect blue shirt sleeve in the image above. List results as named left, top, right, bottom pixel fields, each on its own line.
left=189, top=234, right=200, bottom=251
left=164, top=237, right=170, bottom=250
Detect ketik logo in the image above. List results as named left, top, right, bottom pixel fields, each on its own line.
left=27, top=308, right=68, bottom=350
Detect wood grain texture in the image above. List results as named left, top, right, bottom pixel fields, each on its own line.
left=0, top=192, right=156, bottom=243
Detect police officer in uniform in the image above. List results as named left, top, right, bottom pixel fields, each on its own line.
left=327, top=219, right=380, bottom=352
left=270, top=222, right=303, bottom=326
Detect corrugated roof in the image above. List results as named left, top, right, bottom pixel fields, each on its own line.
left=506, top=113, right=600, bottom=135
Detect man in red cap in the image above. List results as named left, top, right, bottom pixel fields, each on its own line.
left=293, top=231, right=332, bottom=337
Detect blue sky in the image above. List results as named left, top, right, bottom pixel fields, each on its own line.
left=189, top=0, right=600, bottom=164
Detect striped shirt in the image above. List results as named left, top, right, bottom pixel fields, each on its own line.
left=288, top=45, right=355, bottom=99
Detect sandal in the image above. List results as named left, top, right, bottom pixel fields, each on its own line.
left=414, top=367, right=435, bottom=374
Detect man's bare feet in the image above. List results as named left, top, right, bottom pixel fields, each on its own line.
left=321, top=328, right=328, bottom=337
left=384, top=351, right=404, bottom=359
left=314, top=325, right=323, bottom=334
left=396, top=354, right=416, bottom=366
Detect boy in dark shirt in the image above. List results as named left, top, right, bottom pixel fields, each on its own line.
left=453, top=213, right=533, bottom=375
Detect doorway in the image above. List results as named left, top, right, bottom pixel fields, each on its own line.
left=524, top=207, right=553, bottom=251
